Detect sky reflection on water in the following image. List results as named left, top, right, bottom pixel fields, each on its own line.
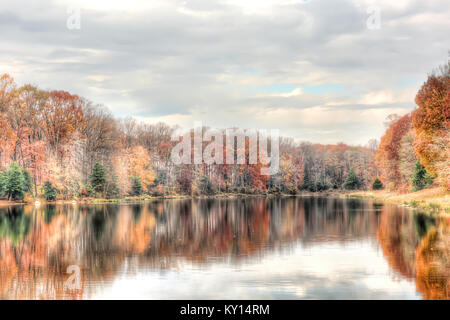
left=0, top=197, right=448, bottom=300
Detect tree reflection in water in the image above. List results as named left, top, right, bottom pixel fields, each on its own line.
left=0, top=198, right=448, bottom=299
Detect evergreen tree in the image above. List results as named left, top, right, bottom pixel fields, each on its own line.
left=0, top=171, right=6, bottom=197
left=372, top=177, right=383, bottom=190
left=90, top=162, right=106, bottom=194
left=412, top=160, right=433, bottom=191
left=6, top=162, right=25, bottom=201
left=131, top=176, right=143, bottom=196
left=22, top=169, right=33, bottom=194
left=343, top=168, right=360, bottom=190
left=43, top=181, right=57, bottom=201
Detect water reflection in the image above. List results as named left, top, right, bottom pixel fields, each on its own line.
left=0, top=198, right=448, bottom=299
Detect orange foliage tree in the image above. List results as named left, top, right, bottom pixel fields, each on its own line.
left=41, top=91, right=85, bottom=154
left=412, top=63, right=450, bottom=188
left=376, top=114, right=413, bottom=191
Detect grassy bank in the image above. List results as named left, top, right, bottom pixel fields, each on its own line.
left=346, top=187, right=450, bottom=214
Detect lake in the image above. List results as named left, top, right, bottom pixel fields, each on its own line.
left=0, top=197, right=448, bottom=300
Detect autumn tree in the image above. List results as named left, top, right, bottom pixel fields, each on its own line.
left=127, top=145, right=155, bottom=193
left=412, top=60, right=450, bottom=187
left=41, top=91, right=85, bottom=154
left=0, top=74, right=16, bottom=113
left=277, top=138, right=304, bottom=193
left=3, top=85, right=46, bottom=172
left=0, top=117, right=16, bottom=165
left=81, top=103, right=119, bottom=182
left=398, top=129, right=417, bottom=190
left=428, top=130, right=450, bottom=189
left=376, top=114, right=413, bottom=191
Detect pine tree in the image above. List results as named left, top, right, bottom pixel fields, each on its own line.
left=372, top=177, right=383, bottom=190
left=0, top=171, right=6, bottom=197
left=412, top=160, right=433, bottom=191
left=131, top=176, right=143, bottom=196
left=343, top=168, right=360, bottom=190
left=6, top=162, right=25, bottom=201
left=90, top=162, right=106, bottom=194
left=43, top=181, right=57, bottom=201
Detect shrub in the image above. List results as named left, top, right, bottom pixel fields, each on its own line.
left=372, top=178, right=383, bottom=190
left=43, top=181, right=57, bottom=201
left=81, top=184, right=94, bottom=197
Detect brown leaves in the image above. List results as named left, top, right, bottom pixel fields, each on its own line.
left=376, top=114, right=413, bottom=191
left=413, top=69, right=450, bottom=182
left=42, top=91, right=86, bottom=151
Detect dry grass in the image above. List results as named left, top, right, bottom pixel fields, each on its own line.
left=348, top=187, right=450, bottom=214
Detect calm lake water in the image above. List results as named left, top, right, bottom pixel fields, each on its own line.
left=0, top=197, right=448, bottom=300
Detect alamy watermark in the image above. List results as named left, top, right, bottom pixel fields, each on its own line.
left=367, top=6, right=381, bottom=30
left=64, top=265, right=81, bottom=290
left=171, top=122, right=280, bottom=175
left=67, top=6, right=81, bottom=30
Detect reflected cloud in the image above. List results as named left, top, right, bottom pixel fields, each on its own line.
left=0, top=198, right=448, bottom=299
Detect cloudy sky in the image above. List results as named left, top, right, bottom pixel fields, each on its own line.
left=1, top=0, right=449, bottom=145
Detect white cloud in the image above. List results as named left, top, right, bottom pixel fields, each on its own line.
left=359, top=88, right=418, bottom=105
left=1, top=0, right=448, bottom=144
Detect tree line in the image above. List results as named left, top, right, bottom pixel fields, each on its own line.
left=0, top=60, right=448, bottom=201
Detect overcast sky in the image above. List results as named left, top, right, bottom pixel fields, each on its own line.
left=1, top=0, right=449, bottom=145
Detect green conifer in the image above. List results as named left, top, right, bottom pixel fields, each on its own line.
left=372, top=177, right=383, bottom=190
left=90, top=162, right=106, bottom=194
left=6, top=162, right=25, bottom=200
left=412, top=160, right=433, bottom=191
left=343, top=168, right=360, bottom=190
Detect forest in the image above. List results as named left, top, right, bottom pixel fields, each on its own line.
left=0, top=62, right=448, bottom=202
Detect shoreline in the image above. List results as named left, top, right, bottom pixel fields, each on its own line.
left=345, top=187, right=449, bottom=215
left=1, top=187, right=448, bottom=214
